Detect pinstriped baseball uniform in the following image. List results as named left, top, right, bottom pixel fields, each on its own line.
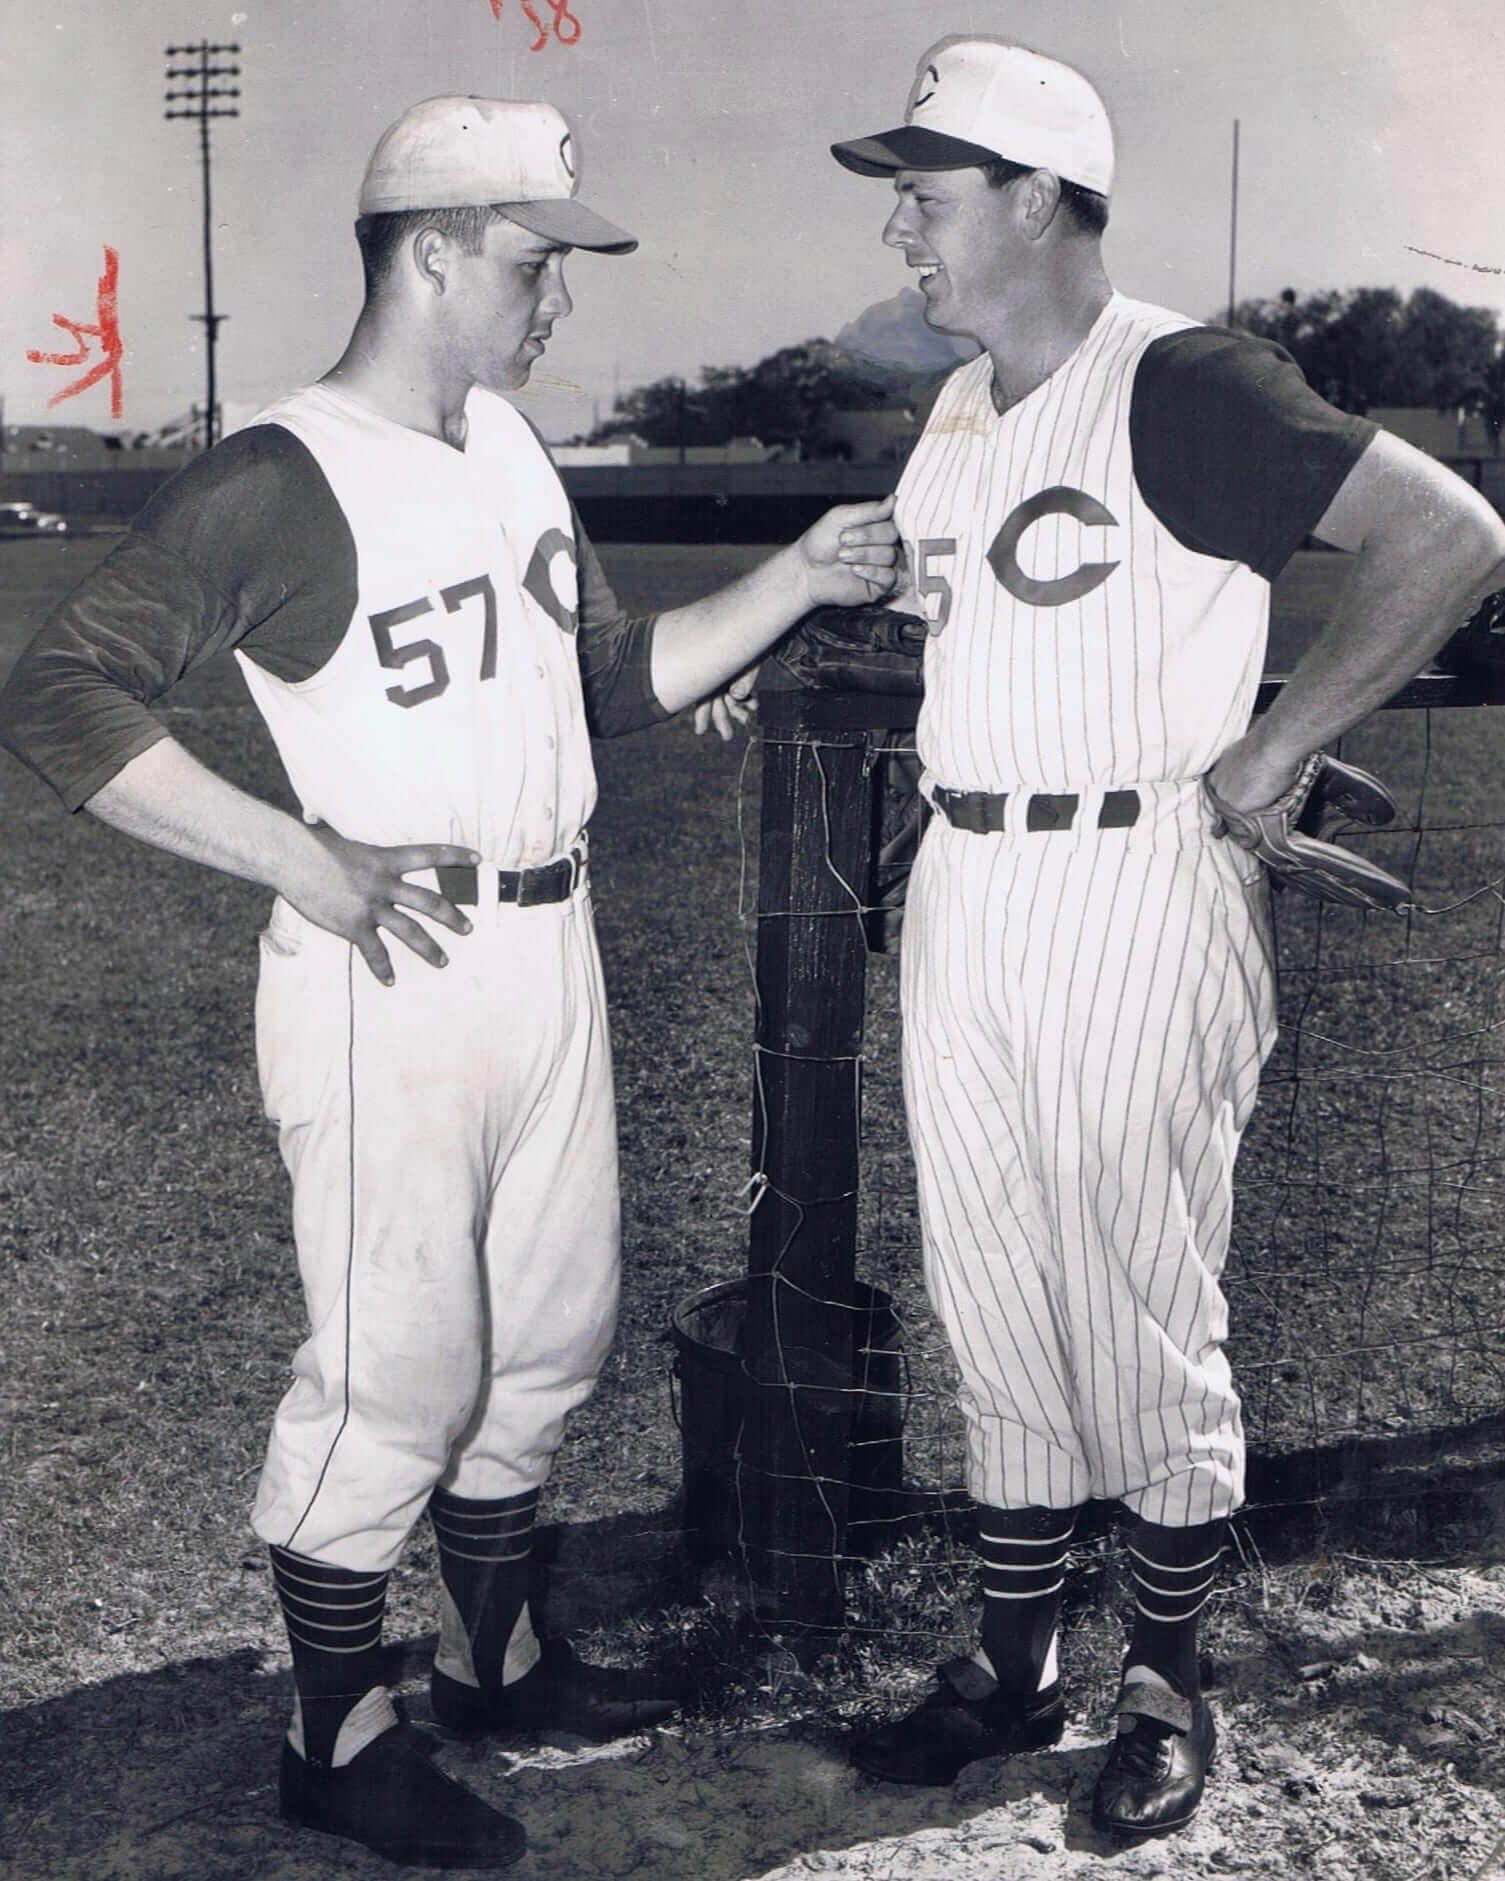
left=0, top=383, right=665, bottom=1573
left=895, top=294, right=1372, bottom=1524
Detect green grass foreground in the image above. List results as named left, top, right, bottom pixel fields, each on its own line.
left=1, top=536, right=1502, bottom=1722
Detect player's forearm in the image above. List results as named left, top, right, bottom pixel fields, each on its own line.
left=648, top=499, right=899, bottom=715
left=85, top=736, right=326, bottom=903
left=647, top=542, right=814, bottom=716
left=1235, top=430, right=1505, bottom=782
left=1251, top=516, right=1505, bottom=769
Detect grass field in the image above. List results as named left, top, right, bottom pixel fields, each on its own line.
left=1, top=535, right=1502, bottom=1700
left=4, top=536, right=1505, bottom=1880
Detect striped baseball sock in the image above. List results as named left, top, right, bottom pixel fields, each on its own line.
left=1123, top=1516, right=1227, bottom=1700
left=269, top=1545, right=391, bottom=1769
left=976, top=1504, right=1079, bottom=1700
left=430, top=1486, right=541, bottom=1693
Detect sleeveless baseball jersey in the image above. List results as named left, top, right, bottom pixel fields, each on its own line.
left=0, top=387, right=662, bottom=824
left=237, top=384, right=591, bottom=865
left=897, top=294, right=1363, bottom=812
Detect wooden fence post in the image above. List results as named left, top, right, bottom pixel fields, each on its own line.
left=738, top=698, right=874, bottom=1630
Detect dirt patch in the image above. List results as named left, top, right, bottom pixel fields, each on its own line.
left=3, top=1554, right=1505, bottom=1880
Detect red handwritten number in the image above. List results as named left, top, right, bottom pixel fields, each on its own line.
left=549, top=0, right=581, bottom=45
left=27, top=246, right=124, bottom=418
left=497, top=0, right=581, bottom=48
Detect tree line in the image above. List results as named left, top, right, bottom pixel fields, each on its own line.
left=586, top=339, right=915, bottom=457
left=586, top=286, right=1505, bottom=456
left=1234, top=286, right=1505, bottom=444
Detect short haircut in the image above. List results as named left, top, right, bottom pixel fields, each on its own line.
left=982, top=155, right=1109, bottom=238
left=354, top=204, right=508, bottom=297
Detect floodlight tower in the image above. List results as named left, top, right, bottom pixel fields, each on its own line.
left=165, top=42, right=241, bottom=451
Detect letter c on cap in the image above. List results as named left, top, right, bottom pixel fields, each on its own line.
left=987, top=486, right=1120, bottom=607
left=909, top=63, right=940, bottom=111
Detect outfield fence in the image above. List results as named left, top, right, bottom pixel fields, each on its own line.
left=692, top=663, right=1505, bottom=1630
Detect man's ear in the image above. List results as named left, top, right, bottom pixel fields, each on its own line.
left=1019, top=168, right=1065, bottom=240
left=411, top=224, right=449, bottom=295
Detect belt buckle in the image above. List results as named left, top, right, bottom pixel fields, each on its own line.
left=515, top=847, right=580, bottom=907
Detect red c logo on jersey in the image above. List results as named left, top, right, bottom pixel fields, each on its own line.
left=988, top=486, right=1120, bottom=607
left=524, top=527, right=579, bottom=635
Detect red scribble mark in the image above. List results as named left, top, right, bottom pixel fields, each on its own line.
left=534, top=0, right=583, bottom=48
left=27, top=246, right=124, bottom=418
left=492, top=0, right=581, bottom=48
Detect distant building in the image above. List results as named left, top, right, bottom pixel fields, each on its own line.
left=632, top=438, right=779, bottom=466
left=1, top=421, right=199, bottom=472
left=1, top=424, right=122, bottom=468
left=549, top=440, right=638, bottom=467
left=551, top=435, right=779, bottom=467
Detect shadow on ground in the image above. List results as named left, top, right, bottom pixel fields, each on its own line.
left=7, top=1591, right=1505, bottom=1881
left=0, top=1636, right=1128, bottom=1881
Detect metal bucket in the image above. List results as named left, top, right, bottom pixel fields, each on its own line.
left=669, top=1277, right=907, bottom=1559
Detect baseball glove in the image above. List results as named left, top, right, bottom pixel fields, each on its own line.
left=764, top=603, right=927, bottom=694
left=1205, top=750, right=1412, bottom=912
left=866, top=733, right=928, bottom=955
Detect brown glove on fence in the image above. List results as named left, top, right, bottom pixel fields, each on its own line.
left=766, top=604, right=927, bottom=694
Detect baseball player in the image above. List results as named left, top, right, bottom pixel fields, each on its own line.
left=830, top=37, right=1505, bottom=1838
left=0, top=97, right=896, bottom=1870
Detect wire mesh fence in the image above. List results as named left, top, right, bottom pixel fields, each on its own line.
left=706, top=689, right=1505, bottom=1613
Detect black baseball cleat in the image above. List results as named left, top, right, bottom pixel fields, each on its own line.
left=279, top=1721, right=526, bottom=1869
left=1091, top=1680, right=1216, bottom=1839
left=431, top=1638, right=680, bottom=1743
left=850, top=1655, right=1065, bottom=1786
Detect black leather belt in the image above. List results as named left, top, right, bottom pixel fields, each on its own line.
left=435, top=847, right=585, bottom=907
left=931, top=786, right=1140, bottom=833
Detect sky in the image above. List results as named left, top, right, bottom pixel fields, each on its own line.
left=4, top=0, right=1505, bottom=441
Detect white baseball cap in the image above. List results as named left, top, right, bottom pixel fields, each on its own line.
left=831, top=36, right=1114, bottom=197
left=359, top=96, right=638, bottom=253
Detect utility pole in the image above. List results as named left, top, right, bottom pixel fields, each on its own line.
left=165, top=42, right=241, bottom=452
left=1226, top=118, right=1241, bottom=329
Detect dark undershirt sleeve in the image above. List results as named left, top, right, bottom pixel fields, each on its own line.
left=1130, top=329, right=1378, bottom=581
left=0, top=425, right=356, bottom=810
left=572, top=508, right=667, bottom=738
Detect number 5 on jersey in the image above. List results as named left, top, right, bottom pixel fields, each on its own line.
left=913, top=537, right=956, bottom=633
left=370, top=577, right=497, bottom=708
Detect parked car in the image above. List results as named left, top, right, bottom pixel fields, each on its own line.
left=0, top=501, right=70, bottom=537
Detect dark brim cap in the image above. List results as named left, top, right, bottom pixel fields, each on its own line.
left=500, top=196, right=638, bottom=254
left=831, top=125, right=1005, bottom=177
left=831, top=38, right=1115, bottom=194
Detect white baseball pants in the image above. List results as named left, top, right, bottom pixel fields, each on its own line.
left=250, top=874, right=619, bottom=1572
left=900, top=787, right=1277, bottom=1525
